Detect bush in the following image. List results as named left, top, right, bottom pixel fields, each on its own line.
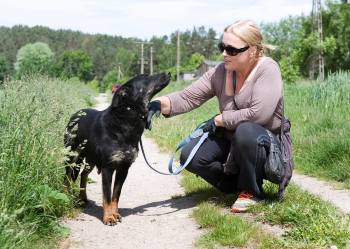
left=14, top=42, right=54, bottom=78
left=55, top=50, right=93, bottom=82
left=279, top=56, right=300, bottom=84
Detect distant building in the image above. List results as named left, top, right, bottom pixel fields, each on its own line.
left=181, top=72, right=196, bottom=81
left=197, top=60, right=221, bottom=77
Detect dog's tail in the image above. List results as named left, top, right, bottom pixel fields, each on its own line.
left=64, top=110, right=87, bottom=147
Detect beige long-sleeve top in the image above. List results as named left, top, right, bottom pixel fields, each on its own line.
left=166, top=57, right=283, bottom=133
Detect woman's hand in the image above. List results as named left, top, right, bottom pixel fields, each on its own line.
left=146, top=100, right=161, bottom=130
left=146, top=96, right=171, bottom=130
left=214, top=114, right=224, bottom=127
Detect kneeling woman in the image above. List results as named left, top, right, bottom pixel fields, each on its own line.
left=147, top=20, right=286, bottom=212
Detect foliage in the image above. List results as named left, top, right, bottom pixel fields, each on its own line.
left=0, top=25, right=220, bottom=82
left=86, top=79, right=100, bottom=91
left=55, top=49, right=93, bottom=82
left=14, top=42, right=54, bottom=78
left=101, top=69, right=118, bottom=92
left=322, top=1, right=350, bottom=72
left=279, top=56, right=300, bottom=84
left=182, top=52, right=205, bottom=72
left=0, top=76, right=96, bottom=248
left=0, top=55, right=10, bottom=83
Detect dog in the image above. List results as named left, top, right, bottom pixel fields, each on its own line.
left=63, top=72, right=170, bottom=225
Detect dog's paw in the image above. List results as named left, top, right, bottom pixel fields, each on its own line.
left=103, top=213, right=122, bottom=226
left=113, top=212, right=122, bottom=223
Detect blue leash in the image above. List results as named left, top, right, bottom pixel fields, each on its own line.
left=140, top=124, right=209, bottom=175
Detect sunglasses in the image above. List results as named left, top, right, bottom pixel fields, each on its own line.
left=218, top=42, right=249, bottom=56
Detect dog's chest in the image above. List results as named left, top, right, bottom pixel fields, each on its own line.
left=110, top=146, right=138, bottom=165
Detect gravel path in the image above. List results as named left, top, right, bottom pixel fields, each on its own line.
left=60, top=94, right=201, bottom=249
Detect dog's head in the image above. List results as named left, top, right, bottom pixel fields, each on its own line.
left=111, top=72, right=171, bottom=110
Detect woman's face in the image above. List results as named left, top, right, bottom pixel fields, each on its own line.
left=221, top=32, right=251, bottom=72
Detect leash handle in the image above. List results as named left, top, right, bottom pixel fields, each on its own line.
left=140, top=128, right=208, bottom=175
left=168, top=132, right=208, bottom=175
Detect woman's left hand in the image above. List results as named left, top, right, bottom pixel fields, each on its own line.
left=214, top=114, right=224, bottom=127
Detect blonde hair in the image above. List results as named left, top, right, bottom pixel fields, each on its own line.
left=224, top=20, right=275, bottom=57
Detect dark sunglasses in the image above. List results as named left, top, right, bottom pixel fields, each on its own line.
left=218, top=42, right=249, bottom=56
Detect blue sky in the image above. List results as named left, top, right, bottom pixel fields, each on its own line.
left=0, top=0, right=312, bottom=39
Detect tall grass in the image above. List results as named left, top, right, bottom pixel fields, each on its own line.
left=286, top=71, right=350, bottom=187
left=0, top=76, right=96, bottom=248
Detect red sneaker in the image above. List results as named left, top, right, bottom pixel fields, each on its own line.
left=231, top=191, right=260, bottom=213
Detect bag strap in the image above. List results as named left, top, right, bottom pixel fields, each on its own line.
left=232, top=71, right=240, bottom=110
left=280, top=83, right=285, bottom=161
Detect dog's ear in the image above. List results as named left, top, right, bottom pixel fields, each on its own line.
left=111, top=88, right=128, bottom=107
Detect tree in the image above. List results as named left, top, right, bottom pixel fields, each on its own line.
left=14, top=42, right=54, bottom=78
left=182, top=53, right=205, bottom=72
left=101, top=70, right=118, bottom=92
left=0, top=56, right=10, bottom=83
left=56, top=50, right=93, bottom=82
left=322, top=1, right=350, bottom=72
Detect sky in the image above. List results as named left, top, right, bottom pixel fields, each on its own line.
left=0, top=0, right=313, bottom=40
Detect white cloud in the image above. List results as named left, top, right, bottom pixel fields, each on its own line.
left=0, top=0, right=313, bottom=39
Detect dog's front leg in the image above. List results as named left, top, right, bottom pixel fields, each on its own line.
left=101, top=167, right=117, bottom=225
left=111, top=167, right=129, bottom=223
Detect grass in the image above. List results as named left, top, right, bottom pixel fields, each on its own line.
left=286, top=72, right=350, bottom=188
left=146, top=72, right=350, bottom=248
left=0, top=76, right=96, bottom=248
left=181, top=172, right=350, bottom=248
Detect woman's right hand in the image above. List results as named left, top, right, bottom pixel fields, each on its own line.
left=145, top=96, right=171, bottom=130
left=146, top=100, right=161, bottom=130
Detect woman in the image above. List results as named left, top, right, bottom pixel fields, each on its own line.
left=147, top=20, right=285, bottom=212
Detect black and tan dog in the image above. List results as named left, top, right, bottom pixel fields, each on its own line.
left=63, top=73, right=170, bottom=225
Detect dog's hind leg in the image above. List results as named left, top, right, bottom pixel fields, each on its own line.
left=101, top=167, right=117, bottom=225
left=111, top=167, right=129, bottom=223
left=63, top=163, right=81, bottom=192
left=79, top=163, right=94, bottom=203
left=63, top=146, right=82, bottom=192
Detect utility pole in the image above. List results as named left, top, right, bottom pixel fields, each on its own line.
left=140, top=43, right=144, bottom=74
left=312, top=0, right=325, bottom=81
left=176, top=31, right=180, bottom=82
left=134, top=41, right=153, bottom=75
left=117, top=63, right=123, bottom=80
left=150, top=46, right=153, bottom=75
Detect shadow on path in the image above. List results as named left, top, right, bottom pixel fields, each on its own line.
left=82, top=195, right=198, bottom=222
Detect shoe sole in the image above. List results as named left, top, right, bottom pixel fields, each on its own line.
left=230, top=207, right=248, bottom=213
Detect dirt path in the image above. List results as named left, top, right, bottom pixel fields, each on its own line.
left=60, top=94, right=201, bottom=249
left=292, top=173, right=350, bottom=214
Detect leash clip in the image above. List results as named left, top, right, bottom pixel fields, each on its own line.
left=189, top=128, right=203, bottom=139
